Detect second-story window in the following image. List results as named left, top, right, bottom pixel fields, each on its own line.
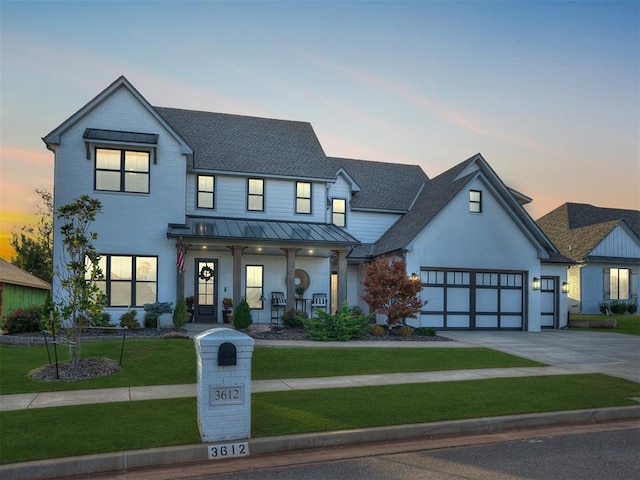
left=248, top=178, right=264, bottom=211
left=95, top=148, right=149, bottom=193
left=296, top=181, right=312, bottom=214
left=332, top=198, right=346, bottom=227
left=469, top=190, right=482, bottom=213
left=197, top=175, right=215, bottom=209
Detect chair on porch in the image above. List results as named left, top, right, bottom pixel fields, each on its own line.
left=311, top=293, right=327, bottom=316
left=270, top=292, right=287, bottom=324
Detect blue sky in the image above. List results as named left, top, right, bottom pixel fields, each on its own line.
left=0, top=0, right=638, bottom=258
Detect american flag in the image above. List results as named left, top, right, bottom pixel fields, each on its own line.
left=176, top=240, right=185, bottom=272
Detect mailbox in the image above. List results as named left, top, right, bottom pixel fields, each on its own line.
left=218, top=342, right=237, bottom=366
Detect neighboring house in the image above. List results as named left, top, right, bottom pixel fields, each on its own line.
left=43, top=76, right=570, bottom=331
left=537, top=203, right=640, bottom=314
left=0, top=259, right=51, bottom=319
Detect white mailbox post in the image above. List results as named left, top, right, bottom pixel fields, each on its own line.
left=194, top=328, right=255, bottom=444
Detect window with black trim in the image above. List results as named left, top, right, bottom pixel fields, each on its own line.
left=248, top=178, right=264, bottom=211
left=332, top=198, right=346, bottom=227
left=197, top=175, right=215, bottom=209
left=245, top=265, right=264, bottom=309
left=92, top=255, right=157, bottom=307
left=469, top=190, right=482, bottom=213
left=296, top=181, right=312, bottom=214
left=95, top=148, right=150, bottom=193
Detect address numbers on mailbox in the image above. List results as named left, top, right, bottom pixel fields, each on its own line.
left=210, top=385, right=244, bottom=406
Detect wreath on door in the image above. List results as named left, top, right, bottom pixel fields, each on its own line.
left=199, top=266, right=214, bottom=281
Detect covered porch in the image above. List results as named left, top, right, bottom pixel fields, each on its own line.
left=168, top=217, right=360, bottom=323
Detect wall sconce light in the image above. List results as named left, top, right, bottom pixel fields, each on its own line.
left=562, top=282, right=570, bottom=293
left=410, top=272, right=420, bottom=282
left=532, top=277, right=541, bottom=290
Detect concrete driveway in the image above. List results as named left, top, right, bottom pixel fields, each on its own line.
left=441, top=330, right=640, bottom=384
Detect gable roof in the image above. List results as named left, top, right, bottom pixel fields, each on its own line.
left=155, top=107, right=335, bottom=181
left=372, top=153, right=562, bottom=259
left=0, top=259, right=51, bottom=290
left=536, top=203, right=640, bottom=262
left=328, top=157, right=428, bottom=212
left=43, top=76, right=192, bottom=156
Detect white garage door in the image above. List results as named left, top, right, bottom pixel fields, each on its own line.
left=416, top=269, right=525, bottom=330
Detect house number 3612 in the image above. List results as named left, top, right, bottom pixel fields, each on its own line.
left=210, top=386, right=244, bottom=405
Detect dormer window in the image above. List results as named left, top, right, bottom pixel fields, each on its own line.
left=296, top=181, right=312, bottom=214
left=332, top=198, right=346, bottom=227
left=469, top=190, right=482, bottom=213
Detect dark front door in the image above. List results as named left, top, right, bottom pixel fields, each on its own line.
left=195, top=259, right=217, bottom=322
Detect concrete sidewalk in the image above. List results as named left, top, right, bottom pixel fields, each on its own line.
left=0, top=365, right=580, bottom=412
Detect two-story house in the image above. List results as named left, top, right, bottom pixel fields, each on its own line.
left=44, top=76, right=570, bottom=331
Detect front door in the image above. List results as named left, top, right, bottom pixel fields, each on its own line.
left=195, top=259, right=218, bottom=323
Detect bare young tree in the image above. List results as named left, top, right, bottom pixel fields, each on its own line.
left=56, top=195, right=106, bottom=366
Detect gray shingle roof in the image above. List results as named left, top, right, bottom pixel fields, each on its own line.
left=155, top=107, right=335, bottom=180
left=537, top=203, right=640, bottom=261
left=0, top=259, right=51, bottom=290
left=328, top=157, right=428, bottom=211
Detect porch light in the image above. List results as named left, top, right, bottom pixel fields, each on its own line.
left=532, top=277, right=541, bottom=290
left=562, top=282, right=570, bottom=293
left=410, top=272, right=420, bottom=282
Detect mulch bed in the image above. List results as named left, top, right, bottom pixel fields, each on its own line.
left=29, top=357, right=121, bottom=382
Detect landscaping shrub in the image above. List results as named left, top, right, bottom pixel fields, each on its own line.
left=2, top=306, right=43, bottom=334
left=628, top=302, right=638, bottom=315
left=397, top=325, right=413, bottom=337
left=172, top=298, right=188, bottom=328
left=93, top=312, right=111, bottom=327
left=303, top=302, right=373, bottom=341
left=599, top=301, right=609, bottom=314
left=233, top=298, right=253, bottom=329
left=119, top=311, right=140, bottom=330
left=610, top=301, right=627, bottom=315
left=369, top=324, right=385, bottom=336
left=415, top=327, right=436, bottom=337
left=282, top=309, right=308, bottom=328
left=144, top=302, right=173, bottom=328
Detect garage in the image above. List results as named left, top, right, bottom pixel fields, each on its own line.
left=416, top=269, right=526, bottom=330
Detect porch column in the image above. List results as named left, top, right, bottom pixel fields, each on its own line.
left=337, top=249, right=348, bottom=309
left=231, top=247, right=243, bottom=309
left=285, top=248, right=297, bottom=311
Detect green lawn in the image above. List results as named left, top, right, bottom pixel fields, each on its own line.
left=2, top=373, right=638, bottom=465
left=569, top=314, right=640, bottom=336
left=0, top=341, right=542, bottom=395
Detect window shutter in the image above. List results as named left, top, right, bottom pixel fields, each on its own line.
left=603, top=267, right=610, bottom=300
left=631, top=268, right=638, bottom=301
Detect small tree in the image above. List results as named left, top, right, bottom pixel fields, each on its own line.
left=172, top=298, right=188, bottom=328
left=55, top=195, right=106, bottom=366
left=362, top=256, right=424, bottom=326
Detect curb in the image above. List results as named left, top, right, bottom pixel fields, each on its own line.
left=2, top=405, right=639, bottom=480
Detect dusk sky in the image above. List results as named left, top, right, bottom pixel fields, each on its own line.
left=1, top=0, right=638, bottom=260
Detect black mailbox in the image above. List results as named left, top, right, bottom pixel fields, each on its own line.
left=218, top=342, right=237, bottom=366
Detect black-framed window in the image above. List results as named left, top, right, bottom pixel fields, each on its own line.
left=609, top=267, right=630, bottom=300
left=296, top=181, right=312, bottom=214
left=469, top=190, right=482, bottom=213
left=93, top=255, right=158, bottom=307
left=197, top=175, right=215, bottom=209
left=248, top=178, right=264, bottom=211
left=245, top=265, right=264, bottom=309
left=332, top=198, right=346, bottom=227
left=95, top=148, right=150, bottom=193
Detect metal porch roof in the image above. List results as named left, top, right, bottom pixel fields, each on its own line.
left=168, top=217, right=360, bottom=246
